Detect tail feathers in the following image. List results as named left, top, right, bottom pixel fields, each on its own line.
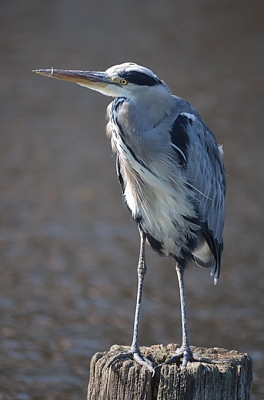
left=192, top=234, right=214, bottom=267
left=192, top=233, right=219, bottom=284
left=192, top=232, right=222, bottom=285
left=193, top=255, right=215, bottom=269
left=193, top=253, right=219, bottom=285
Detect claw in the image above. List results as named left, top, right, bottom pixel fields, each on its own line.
left=107, top=350, right=155, bottom=376
left=155, top=346, right=228, bottom=370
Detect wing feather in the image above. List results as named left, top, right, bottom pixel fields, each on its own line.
left=171, top=113, right=226, bottom=280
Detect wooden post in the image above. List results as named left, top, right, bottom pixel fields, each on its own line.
left=87, top=344, right=253, bottom=400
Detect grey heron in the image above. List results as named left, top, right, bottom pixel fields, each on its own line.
left=33, top=63, right=226, bottom=374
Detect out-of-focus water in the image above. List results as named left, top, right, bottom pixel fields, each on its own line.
left=0, top=1, right=263, bottom=398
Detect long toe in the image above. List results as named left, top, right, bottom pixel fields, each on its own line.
left=156, top=346, right=227, bottom=370
left=154, top=353, right=182, bottom=371
left=107, top=349, right=155, bottom=375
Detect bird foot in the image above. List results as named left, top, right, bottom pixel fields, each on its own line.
left=155, top=345, right=227, bottom=370
left=107, top=348, right=155, bottom=376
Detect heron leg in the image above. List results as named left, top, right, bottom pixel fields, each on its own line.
left=175, top=263, right=192, bottom=366
left=155, top=263, right=224, bottom=369
left=107, top=230, right=154, bottom=375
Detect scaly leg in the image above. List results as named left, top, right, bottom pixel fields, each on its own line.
left=156, top=263, right=222, bottom=369
left=108, top=230, right=154, bottom=374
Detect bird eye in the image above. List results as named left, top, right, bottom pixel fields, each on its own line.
left=120, top=79, right=128, bottom=86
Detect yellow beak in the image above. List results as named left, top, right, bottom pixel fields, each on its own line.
left=32, top=68, right=110, bottom=90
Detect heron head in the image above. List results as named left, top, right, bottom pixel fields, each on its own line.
left=33, top=62, right=168, bottom=99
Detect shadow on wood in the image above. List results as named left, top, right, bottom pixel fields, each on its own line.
left=87, top=344, right=253, bottom=400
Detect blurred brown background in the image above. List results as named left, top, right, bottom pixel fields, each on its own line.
left=0, top=1, right=263, bottom=399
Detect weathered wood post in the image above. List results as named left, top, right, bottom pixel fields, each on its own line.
left=87, top=344, right=252, bottom=400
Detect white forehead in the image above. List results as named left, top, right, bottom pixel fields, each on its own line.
left=105, top=62, right=156, bottom=78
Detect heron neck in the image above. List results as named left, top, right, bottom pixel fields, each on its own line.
left=117, top=92, right=175, bottom=132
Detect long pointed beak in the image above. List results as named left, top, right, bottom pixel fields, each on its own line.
left=32, top=68, right=110, bottom=90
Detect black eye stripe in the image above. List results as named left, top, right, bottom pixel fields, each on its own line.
left=119, top=71, right=161, bottom=86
